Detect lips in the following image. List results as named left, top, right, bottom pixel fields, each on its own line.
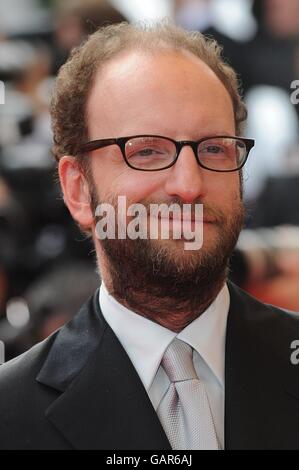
left=159, top=215, right=213, bottom=223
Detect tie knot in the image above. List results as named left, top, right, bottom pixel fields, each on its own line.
left=161, top=339, right=198, bottom=382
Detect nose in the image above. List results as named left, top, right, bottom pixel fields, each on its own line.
left=164, top=143, right=206, bottom=203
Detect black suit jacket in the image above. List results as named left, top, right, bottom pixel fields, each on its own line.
left=1, top=282, right=299, bottom=450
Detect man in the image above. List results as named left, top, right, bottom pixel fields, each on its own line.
left=0, top=21, right=299, bottom=450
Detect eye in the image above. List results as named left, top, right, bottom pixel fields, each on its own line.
left=202, top=145, right=224, bottom=154
left=132, top=147, right=165, bottom=158
left=126, top=139, right=172, bottom=160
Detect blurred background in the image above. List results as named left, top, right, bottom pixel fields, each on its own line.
left=0, top=0, right=299, bottom=360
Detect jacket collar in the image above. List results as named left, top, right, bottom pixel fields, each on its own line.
left=37, top=283, right=299, bottom=450
left=36, top=289, right=171, bottom=450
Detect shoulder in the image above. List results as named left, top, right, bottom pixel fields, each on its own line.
left=228, top=280, right=299, bottom=322
left=0, top=289, right=103, bottom=448
left=0, top=334, right=64, bottom=449
left=0, top=287, right=102, bottom=404
left=0, top=333, right=56, bottom=394
left=227, top=281, right=299, bottom=352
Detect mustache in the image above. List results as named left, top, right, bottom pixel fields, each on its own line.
left=132, top=198, right=227, bottom=225
left=90, top=190, right=241, bottom=226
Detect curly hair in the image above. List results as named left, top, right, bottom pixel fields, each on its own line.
left=51, top=20, right=247, bottom=165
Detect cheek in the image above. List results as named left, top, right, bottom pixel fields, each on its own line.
left=118, top=175, right=165, bottom=204
left=92, top=159, right=165, bottom=202
left=207, top=173, right=241, bottom=209
left=210, top=173, right=240, bottom=195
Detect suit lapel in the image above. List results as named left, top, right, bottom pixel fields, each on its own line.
left=37, top=282, right=299, bottom=450
left=225, top=282, right=299, bottom=450
left=36, top=290, right=171, bottom=450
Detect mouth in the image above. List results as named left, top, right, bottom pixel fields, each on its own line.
left=158, top=215, right=214, bottom=224
left=146, top=214, right=214, bottom=236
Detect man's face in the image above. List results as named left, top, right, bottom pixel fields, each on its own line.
left=60, top=49, right=244, bottom=317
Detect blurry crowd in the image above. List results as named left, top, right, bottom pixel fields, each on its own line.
left=0, top=0, right=299, bottom=360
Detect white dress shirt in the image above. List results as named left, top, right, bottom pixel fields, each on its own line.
left=99, top=282, right=230, bottom=449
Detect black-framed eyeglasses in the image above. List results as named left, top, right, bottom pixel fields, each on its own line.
left=79, top=134, right=255, bottom=172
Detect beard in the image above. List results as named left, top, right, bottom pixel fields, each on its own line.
left=88, top=179, right=245, bottom=331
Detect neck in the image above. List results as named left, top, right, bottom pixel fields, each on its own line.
left=100, top=258, right=226, bottom=332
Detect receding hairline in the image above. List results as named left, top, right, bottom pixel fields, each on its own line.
left=51, top=21, right=247, bottom=164
left=89, top=44, right=229, bottom=85
left=85, top=46, right=235, bottom=130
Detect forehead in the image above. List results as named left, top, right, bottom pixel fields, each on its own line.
left=86, top=49, right=235, bottom=139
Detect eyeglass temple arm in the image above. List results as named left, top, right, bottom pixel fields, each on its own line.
left=80, top=138, right=117, bottom=153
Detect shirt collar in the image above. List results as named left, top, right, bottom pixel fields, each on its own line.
left=99, top=282, right=230, bottom=392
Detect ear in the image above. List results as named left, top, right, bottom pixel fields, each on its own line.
left=58, top=156, right=94, bottom=230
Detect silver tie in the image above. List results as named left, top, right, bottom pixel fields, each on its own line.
left=157, top=338, right=219, bottom=450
